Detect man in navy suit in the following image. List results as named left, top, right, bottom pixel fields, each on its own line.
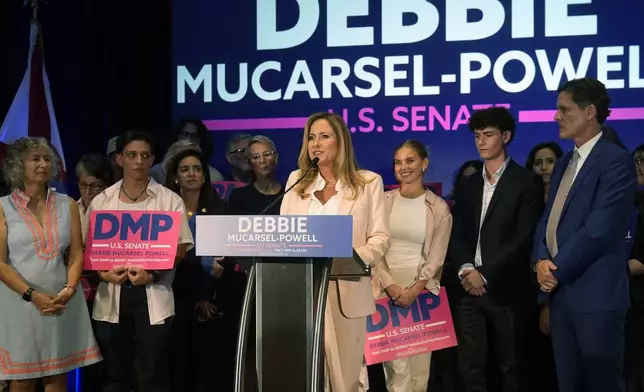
left=533, top=78, right=637, bottom=392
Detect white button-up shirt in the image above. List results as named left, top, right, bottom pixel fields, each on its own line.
left=307, top=172, right=344, bottom=216
left=81, top=178, right=194, bottom=325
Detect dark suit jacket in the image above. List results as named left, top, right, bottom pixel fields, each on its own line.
left=445, top=159, right=545, bottom=305
left=533, top=136, right=637, bottom=313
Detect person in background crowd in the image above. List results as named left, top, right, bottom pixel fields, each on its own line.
left=47, top=145, right=66, bottom=194
left=534, top=78, right=636, bottom=392
left=445, top=107, right=544, bottom=392
left=225, top=133, right=253, bottom=183
left=0, top=137, right=101, bottom=391
left=602, top=125, right=628, bottom=149
left=82, top=130, right=194, bottom=392
left=105, top=136, right=122, bottom=183
left=445, top=160, right=483, bottom=201
left=163, top=118, right=224, bottom=182
left=229, top=135, right=283, bottom=215
left=375, top=140, right=452, bottom=392
left=281, top=112, right=390, bottom=391
left=525, top=142, right=564, bottom=201
left=76, top=153, right=114, bottom=216
left=635, top=145, right=644, bottom=189
left=626, top=144, right=644, bottom=392
left=227, top=135, right=283, bottom=392
left=524, top=141, right=564, bottom=392
left=164, top=148, right=228, bottom=392
left=75, top=153, right=114, bottom=391
left=150, top=139, right=204, bottom=184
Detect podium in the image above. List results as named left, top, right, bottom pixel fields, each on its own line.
left=195, top=215, right=370, bottom=392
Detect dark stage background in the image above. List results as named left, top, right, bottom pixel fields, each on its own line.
left=0, top=0, right=173, bottom=199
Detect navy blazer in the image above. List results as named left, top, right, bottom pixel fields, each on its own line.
left=533, top=136, right=637, bottom=313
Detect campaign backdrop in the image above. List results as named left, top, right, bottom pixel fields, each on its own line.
left=172, top=0, right=644, bottom=193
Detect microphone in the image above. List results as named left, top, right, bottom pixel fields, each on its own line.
left=257, top=157, right=319, bottom=216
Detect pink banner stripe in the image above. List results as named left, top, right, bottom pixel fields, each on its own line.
left=519, top=107, right=644, bottom=123
left=203, top=117, right=308, bottom=131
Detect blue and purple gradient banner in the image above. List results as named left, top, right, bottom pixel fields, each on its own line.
left=195, top=215, right=353, bottom=258
left=172, top=0, right=644, bottom=193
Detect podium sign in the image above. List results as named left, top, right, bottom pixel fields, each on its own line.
left=195, top=215, right=353, bottom=258
left=196, top=215, right=363, bottom=392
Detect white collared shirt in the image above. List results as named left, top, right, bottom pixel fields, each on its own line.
left=572, top=131, right=603, bottom=182
left=459, top=157, right=511, bottom=277
left=307, top=172, right=345, bottom=216
left=81, top=178, right=194, bottom=325
left=77, top=198, right=87, bottom=217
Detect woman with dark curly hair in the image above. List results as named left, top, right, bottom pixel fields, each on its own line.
left=0, top=137, right=101, bottom=391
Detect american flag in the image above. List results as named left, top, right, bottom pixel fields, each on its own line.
left=0, top=18, right=66, bottom=173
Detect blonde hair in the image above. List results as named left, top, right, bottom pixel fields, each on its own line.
left=295, top=112, right=373, bottom=200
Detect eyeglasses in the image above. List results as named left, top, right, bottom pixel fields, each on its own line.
left=228, top=148, right=246, bottom=155
left=178, top=131, right=199, bottom=140
left=250, top=150, right=276, bottom=162
left=78, top=182, right=105, bottom=193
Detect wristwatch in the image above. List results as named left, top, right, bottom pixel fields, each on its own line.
left=532, top=259, right=544, bottom=272
left=22, top=287, right=35, bottom=302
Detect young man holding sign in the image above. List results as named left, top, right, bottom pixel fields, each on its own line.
left=82, top=130, right=194, bottom=392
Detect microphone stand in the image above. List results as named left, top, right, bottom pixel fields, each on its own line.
left=256, top=157, right=319, bottom=216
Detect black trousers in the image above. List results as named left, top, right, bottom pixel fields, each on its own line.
left=454, top=295, right=526, bottom=392
left=523, top=306, right=559, bottom=392
left=81, top=299, right=107, bottom=392
left=626, top=310, right=644, bottom=392
left=95, top=286, right=172, bottom=392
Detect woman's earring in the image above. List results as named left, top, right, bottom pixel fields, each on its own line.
left=175, top=180, right=179, bottom=185
left=422, top=168, right=427, bottom=173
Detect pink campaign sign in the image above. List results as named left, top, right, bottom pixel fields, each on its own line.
left=84, top=210, right=181, bottom=271
left=364, top=289, right=458, bottom=365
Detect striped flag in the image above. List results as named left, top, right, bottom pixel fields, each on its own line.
left=0, top=19, right=66, bottom=172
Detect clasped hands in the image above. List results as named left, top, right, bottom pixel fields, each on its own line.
left=385, top=283, right=423, bottom=308
left=461, top=269, right=486, bottom=296
left=31, top=285, right=76, bottom=316
left=536, top=260, right=558, bottom=292
left=100, top=266, right=154, bottom=286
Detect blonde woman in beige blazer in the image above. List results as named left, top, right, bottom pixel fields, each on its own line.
left=281, top=112, right=390, bottom=392
left=375, top=140, right=453, bottom=392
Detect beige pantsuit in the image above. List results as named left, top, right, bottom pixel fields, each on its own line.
left=281, top=169, right=391, bottom=392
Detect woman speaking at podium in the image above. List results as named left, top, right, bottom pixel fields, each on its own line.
left=281, top=112, right=390, bottom=392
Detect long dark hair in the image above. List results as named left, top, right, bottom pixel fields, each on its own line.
left=525, top=142, right=564, bottom=169
left=164, top=149, right=216, bottom=203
